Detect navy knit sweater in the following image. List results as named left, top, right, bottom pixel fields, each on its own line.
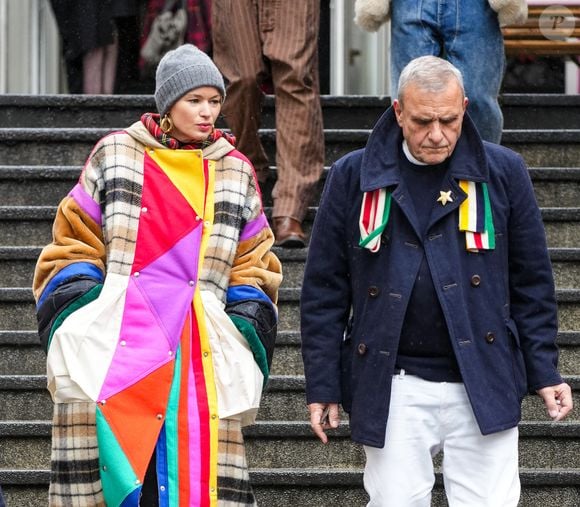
left=395, top=149, right=462, bottom=382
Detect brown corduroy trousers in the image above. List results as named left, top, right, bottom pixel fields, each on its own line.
left=212, top=0, right=325, bottom=222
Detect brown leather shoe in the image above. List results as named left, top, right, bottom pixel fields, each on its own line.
left=273, top=217, right=306, bottom=248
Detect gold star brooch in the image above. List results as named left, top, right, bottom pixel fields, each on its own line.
left=437, top=190, right=453, bottom=206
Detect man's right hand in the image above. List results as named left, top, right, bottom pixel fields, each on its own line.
left=537, top=382, right=573, bottom=421
left=308, top=402, right=340, bottom=444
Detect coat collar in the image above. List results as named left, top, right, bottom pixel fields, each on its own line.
left=360, top=107, right=489, bottom=192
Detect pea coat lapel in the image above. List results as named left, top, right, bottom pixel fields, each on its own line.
left=391, top=180, right=423, bottom=241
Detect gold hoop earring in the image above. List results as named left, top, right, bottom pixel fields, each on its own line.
left=160, top=114, right=173, bottom=133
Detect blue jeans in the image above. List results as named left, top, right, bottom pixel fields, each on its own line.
left=390, top=0, right=505, bottom=144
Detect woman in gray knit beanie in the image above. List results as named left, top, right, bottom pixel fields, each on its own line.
left=154, top=43, right=226, bottom=143
left=34, top=42, right=281, bottom=506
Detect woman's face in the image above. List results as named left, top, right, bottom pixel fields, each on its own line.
left=168, top=86, right=222, bottom=143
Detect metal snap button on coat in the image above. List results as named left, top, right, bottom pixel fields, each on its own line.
left=485, top=332, right=495, bottom=344
left=368, top=286, right=379, bottom=297
left=357, top=343, right=368, bottom=355
left=471, top=274, right=481, bottom=287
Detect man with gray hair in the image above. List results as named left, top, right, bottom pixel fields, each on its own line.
left=301, top=55, right=573, bottom=505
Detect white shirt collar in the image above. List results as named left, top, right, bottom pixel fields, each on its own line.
left=402, top=140, right=428, bottom=166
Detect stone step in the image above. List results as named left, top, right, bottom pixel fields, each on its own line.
left=1, top=206, right=580, bottom=248
left=245, top=421, right=580, bottom=470
left=501, top=94, right=580, bottom=130
left=1, top=375, right=579, bottom=423
left=528, top=167, right=580, bottom=208
left=2, top=94, right=580, bottom=130
left=3, top=245, right=580, bottom=289
left=291, top=249, right=580, bottom=295
left=0, top=166, right=81, bottom=207
left=1, top=328, right=579, bottom=378
left=1, top=468, right=579, bottom=507
left=261, top=375, right=580, bottom=424
left=2, top=165, right=580, bottom=208
left=0, top=375, right=52, bottom=421
left=2, top=287, right=580, bottom=336
left=504, top=130, right=580, bottom=168
left=274, top=247, right=580, bottom=291
left=1, top=420, right=579, bottom=471
left=1, top=128, right=580, bottom=168
left=0, top=95, right=387, bottom=130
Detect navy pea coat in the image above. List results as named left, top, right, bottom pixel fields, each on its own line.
left=300, top=108, right=562, bottom=448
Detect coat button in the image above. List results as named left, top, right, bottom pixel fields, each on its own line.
left=357, top=343, right=368, bottom=355
left=471, top=274, right=481, bottom=287
left=485, top=332, right=495, bottom=344
left=368, top=286, right=380, bottom=297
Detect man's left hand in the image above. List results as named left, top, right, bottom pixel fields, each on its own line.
left=537, top=383, right=573, bottom=421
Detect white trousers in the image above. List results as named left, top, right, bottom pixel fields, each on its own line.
left=364, top=372, right=520, bottom=507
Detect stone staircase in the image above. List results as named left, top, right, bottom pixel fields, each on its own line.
left=0, top=93, right=579, bottom=506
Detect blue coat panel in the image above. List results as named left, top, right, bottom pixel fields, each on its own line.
left=301, top=107, right=562, bottom=448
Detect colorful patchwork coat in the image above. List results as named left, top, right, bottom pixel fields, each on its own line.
left=33, top=119, right=282, bottom=506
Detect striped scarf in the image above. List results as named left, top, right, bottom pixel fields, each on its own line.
left=359, top=181, right=495, bottom=253
left=359, top=188, right=391, bottom=253
left=141, top=112, right=236, bottom=149
left=458, top=180, right=495, bottom=252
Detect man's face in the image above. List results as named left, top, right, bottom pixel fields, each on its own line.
left=393, top=80, right=468, bottom=165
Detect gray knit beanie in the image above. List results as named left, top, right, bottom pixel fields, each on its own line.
left=155, top=44, right=226, bottom=117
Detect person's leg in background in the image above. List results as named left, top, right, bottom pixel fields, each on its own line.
left=390, top=0, right=504, bottom=144
left=77, top=0, right=119, bottom=94
left=263, top=0, right=325, bottom=247
left=113, top=11, right=141, bottom=93
left=444, top=0, right=505, bottom=144
left=83, top=38, right=119, bottom=94
left=389, top=0, right=442, bottom=100
left=48, top=0, right=84, bottom=93
left=211, top=0, right=271, bottom=185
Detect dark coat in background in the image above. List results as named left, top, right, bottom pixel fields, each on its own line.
left=49, top=0, right=138, bottom=93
